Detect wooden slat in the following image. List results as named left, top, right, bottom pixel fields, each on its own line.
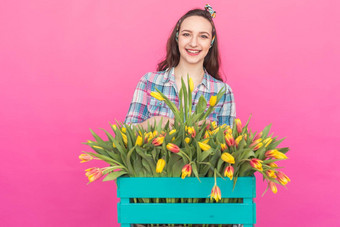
left=118, top=203, right=255, bottom=224
left=117, top=177, right=255, bottom=199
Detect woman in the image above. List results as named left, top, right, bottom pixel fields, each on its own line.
left=125, top=5, right=236, bottom=130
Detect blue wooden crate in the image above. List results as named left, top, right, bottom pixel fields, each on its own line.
left=117, top=177, right=256, bottom=227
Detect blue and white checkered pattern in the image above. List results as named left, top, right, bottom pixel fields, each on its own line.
left=124, top=67, right=236, bottom=126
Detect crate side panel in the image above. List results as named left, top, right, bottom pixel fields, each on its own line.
left=117, top=177, right=255, bottom=198
left=119, top=203, right=255, bottom=224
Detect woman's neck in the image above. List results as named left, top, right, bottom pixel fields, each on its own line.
left=174, top=62, right=205, bottom=82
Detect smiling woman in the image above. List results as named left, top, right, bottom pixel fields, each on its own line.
left=124, top=4, right=236, bottom=132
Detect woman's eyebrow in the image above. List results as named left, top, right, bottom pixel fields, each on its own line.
left=181, top=30, right=211, bottom=36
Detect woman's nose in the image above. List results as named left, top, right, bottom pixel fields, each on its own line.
left=189, top=36, right=198, bottom=47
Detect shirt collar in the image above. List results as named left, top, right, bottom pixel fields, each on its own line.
left=163, top=67, right=210, bottom=89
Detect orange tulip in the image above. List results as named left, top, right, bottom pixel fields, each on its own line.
left=250, top=158, right=263, bottom=171
left=235, top=118, right=242, bottom=134
left=220, top=143, right=227, bottom=151
left=85, top=167, right=103, bottom=183
left=187, top=126, right=196, bottom=138
left=152, top=136, right=164, bottom=146
left=224, top=165, right=234, bottom=180
left=210, top=184, right=221, bottom=202
left=269, top=181, right=278, bottom=194
left=276, top=171, right=291, bottom=185
left=265, top=149, right=288, bottom=159
left=225, top=133, right=235, bottom=147
left=266, top=170, right=277, bottom=178
left=166, top=143, right=180, bottom=153
left=79, top=154, right=93, bottom=163
left=181, top=164, right=192, bottom=179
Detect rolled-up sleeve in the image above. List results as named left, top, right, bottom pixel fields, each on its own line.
left=218, top=84, right=236, bottom=126
left=124, top=74, right=150, bottom=124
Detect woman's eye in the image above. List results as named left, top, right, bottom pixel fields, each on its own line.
left=182, top=33, right=190, bottom=37
left=201, top=35, right=209, bottom=39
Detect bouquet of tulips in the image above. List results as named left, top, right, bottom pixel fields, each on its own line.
left=80, top=76, right=290, bottom=201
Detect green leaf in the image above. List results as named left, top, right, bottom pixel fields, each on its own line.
left=191, top=162, right=201, bottom=182
left=103, top=171, right=127, bottom=181
left=261, top=124, right=272, bottom=138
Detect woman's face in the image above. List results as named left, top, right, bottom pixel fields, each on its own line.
left=177, top=16, right=213, bottom=67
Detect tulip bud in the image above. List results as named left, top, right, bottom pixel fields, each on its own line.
left=235, top=118, right=242, bottom=134
left=225, top=133, right=235, bottom=147
left=221, top=152, right=235, bottom=164
left=152, top=136, right=164, bottom=146
left=253, top=142, right=263, bottom=150
left=235, top=135, right=243, bottom=146
left=198, top=142, right=211, bottom=151
left=220, top=143, right=227, bottom=151
left=150, top=91, right=165, bottom=101
left=211, top=121, right=217, bottom=129
left=187, top=126, right=196, bottom=138
left=265, top=149, right=288, bottom=159
left=85, top=167, right=103, bottom=183
left=224, top=126, right=232, bottom=135
left=169, top=129, right=176, bottom=135
left=92, top=145, right=103, bottom=150
left=135, top=135, right=143, bottom=146
left=249, top=158, right=263, bottom=171
left=79, top=154, right=93, bottom=163
left=266, top=169, right=276, bottom=178
left=224, top=165, right=234, bottom=180
left=269, top=181, right=278, bottom=194
left=181, top=164, right=192, bottom=179
left=210, top=185, right=221, bottom=202
left=276, top=171, right=290, bottom=185
left=268, top=162, right=278, bottom=168
left=204, top=131, right=210, bottom=139
left=122, top=133, right=128, bottom=145
left=156, top=159, right=166, bottom=173
left=189, top=77, right=194, bottom=92
left=209, top=96, right=217, bottom=107
left=253, top=132, right=262, bottom=141
left=112, top=142, right=116, bottom=148
left=166, top=143, right=180, bottom=153
left=121, top=127, right=126, bottom=133
left=184, top=137, right=191, bottom=144
left=263, top=138, right=272, bottom=147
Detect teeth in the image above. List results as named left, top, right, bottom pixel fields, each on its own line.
left=187, top=50, right=200, bottom=53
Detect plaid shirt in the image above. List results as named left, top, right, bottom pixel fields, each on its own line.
left=124, top=67, right=236, bottom=126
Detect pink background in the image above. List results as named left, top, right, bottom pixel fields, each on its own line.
left=1, top=0, right=339, bottom=226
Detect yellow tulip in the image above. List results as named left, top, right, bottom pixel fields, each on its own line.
left=121, top=127, right=126, bottom=133
left=122, top=133, right=128, bottom=145
left=169, top=129, right=176, bottom=135
left=263, top=138, right=272, bottom=147
left=269, top=181, right=278, bottom=194
left=92, top=145, right=103, bottom=150
left=79, top=154, right=93, bottom=163
left=152, top=136, right=164, bottom=146
left=112, top=142, right=116, bottom=148
left=235, top=118, right=242, bottom=133
left=276, top=171, right=291, bottom=185
left=211, top=121, right=217, bottom=129
left=265, top=149, right=288, bottom=159
left=221, top=152, right=235, bottom=164
left=181, top=164, right=192, bottom=179
left=250, top=159, right=263, bottom=171
left=198, top=142, right=211, bottom=151
left=150, top=91, right=165, bottom=101
left=184, top=137, right=191, bottom=144
left=235, top=135, right=243, bottom=146
left=156, top=159, right=166, bottom=173
left=224, top=165, right=234, bottom=180
left=135, top=135, right=143, bottom=146
left=210, top=184, right=221, bottom=202
left=220, top=143, right=227, bottom=151
left=209, top=95, right=217, bottom=107
left=189, top=77, right=194, bottom=92
left=202, top=139, right=209, bottom=144
left=266, top=170, right=276, bottom=178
